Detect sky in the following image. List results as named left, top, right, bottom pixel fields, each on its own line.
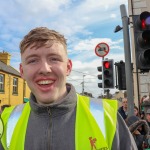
left=0, top=0, right=128, bottom=98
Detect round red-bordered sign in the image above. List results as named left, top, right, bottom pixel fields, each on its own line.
left=95, top=42, right=109, bottom=57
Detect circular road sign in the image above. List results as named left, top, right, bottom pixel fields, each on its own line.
left=95, top=42, right=109, bottom=57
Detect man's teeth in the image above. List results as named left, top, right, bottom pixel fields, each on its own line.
left=38, top=80, right=53, bottom=85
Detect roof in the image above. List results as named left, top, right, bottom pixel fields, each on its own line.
left=0, top=61, right=20, bottom=77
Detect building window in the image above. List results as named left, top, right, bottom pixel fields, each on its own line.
left=0, top=74, right=4, bottom=92
left=13, top=78, right=18, bottom=94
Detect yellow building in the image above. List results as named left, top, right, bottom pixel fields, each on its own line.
left=0, top=51, right=30, bottom=108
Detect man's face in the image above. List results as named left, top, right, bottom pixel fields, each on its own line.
left=122, top=98, right=127, bottom=109
left=19, top=42, right=72, bottom=105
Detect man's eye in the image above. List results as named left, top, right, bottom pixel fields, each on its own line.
left=28, top=59, right=38, bottom=64
left=50, top=58, right=59, bottom=62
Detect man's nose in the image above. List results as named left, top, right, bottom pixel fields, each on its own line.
left=39, top=61, right=52, bottom=74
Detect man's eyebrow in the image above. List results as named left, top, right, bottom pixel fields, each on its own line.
left=23, top=54, right=39, bottom=62
left=25, top=54, right=38, bottom=60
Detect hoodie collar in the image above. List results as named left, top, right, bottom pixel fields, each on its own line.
left=29, top=83, right=77, bottom=117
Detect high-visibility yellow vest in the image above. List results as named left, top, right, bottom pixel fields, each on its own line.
left=1, top=94, right=118, bottom=150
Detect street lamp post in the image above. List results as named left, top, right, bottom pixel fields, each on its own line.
left=114, top=4, right=134, bottom=116
left=120, top=4, right=134, bottom=116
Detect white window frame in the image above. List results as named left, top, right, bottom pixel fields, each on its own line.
left=0, top=74, right=4, bottom=92
left=13, top=77, right=18, bottom=94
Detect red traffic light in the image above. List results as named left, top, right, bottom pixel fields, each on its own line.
left=133, top=11, right=150, bottom=71
left=103, top=61, right=110, bottom=69
left=140, top=11, right=150, bottom=29
left=102, top=59, right=114, bottom=88
left=141, top=18, right=150, bottom=29
left=141, top=19, right=146, bottom=29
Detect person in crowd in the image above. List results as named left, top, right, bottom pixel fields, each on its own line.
left=0, top=27, right=137, bottom=150
left=145, top=108, right=150, bottom=127
left=140, top=111, right=145, bottom=120
left=140, top=95, right=150, bottom=113
left=118, top=97, right=128, bottom=120
left=134, top=105, right=140, bottom=117
left=144, top=96, right=150, bottom=102
left=126, top=115, right=149, bottom=150
left=140, top=95, right=148, bottom=105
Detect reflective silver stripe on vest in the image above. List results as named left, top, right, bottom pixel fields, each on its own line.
left=7, top=104, right=25, bottom=148
left=90, top=98, right=106, bottom=138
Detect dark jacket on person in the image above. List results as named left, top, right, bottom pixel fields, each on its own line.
left=0, top=84, right=137, bottom=150
left=118, top=106, right=128, bottom=120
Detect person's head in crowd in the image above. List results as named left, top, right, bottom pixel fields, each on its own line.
left=134, top=105, right=140, bottom=117
left=143, top=96, right=150, bottom=102
left=145, top=109, right=150, bottom=123
left=118, top=97, right=128, bottom=120
left=140, top=95, right=147, bottom=104
left=140, top=111, right=145, bottom=120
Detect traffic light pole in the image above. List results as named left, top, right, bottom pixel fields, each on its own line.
left=120, top=4, right=134, bottom=116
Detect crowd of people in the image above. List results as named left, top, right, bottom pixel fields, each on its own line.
left=118, top=96, right=150, bottom=150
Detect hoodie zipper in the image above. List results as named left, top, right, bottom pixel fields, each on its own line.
left=47, top=107, right=52, bottom=150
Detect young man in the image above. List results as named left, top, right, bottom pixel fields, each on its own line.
left=0, top=27, right=137, bottom=150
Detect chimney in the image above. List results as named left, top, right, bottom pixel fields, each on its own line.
left=0, top=51, right=11, bottom=65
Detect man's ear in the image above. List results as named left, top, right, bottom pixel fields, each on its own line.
left=19, top=63, right=25, bottom=79
left=66, top=59, right=72, bottom=76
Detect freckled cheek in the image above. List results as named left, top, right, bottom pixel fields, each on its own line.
left=60, top=66, right=68, bottom=74
left=23, top=67, right=37, bottom=80
left=53, top=66, right=67, bottom=77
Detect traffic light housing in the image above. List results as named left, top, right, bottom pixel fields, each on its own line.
left=102, top=59, right=114, bottom=89
left=115, top=61, right=126, bottom=90
left=133, top=11, right=150, bottom=72
left=97, top=66, right=103, bottom=88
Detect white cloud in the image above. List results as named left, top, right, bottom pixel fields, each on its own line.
left=73, top=38, right=121, bottom=51
left=110, top=14, right=117, bottom=18
left=0, top=0, right=128, bottom=42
